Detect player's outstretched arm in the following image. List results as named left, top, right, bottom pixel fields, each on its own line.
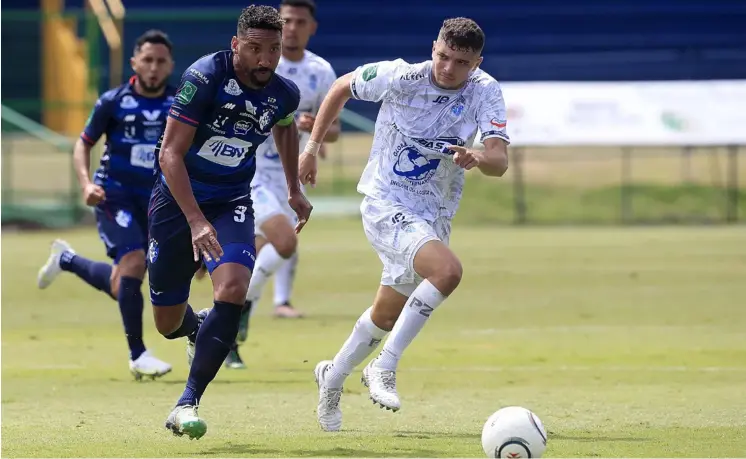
left=159, top=118, right=222, bottom=261
left=72, top=138, right=106, bottom=206
left=76, top=95, right=114, bottom=206
left=325, top=119, right=341, bottom=143
left=299, top=72, right=354, bottom=185
left=272, top=116, right=301, bottom=191
left=273, top=119, right=313, bottom=233
left=475, top=137, right=509, bottom=177
left=446, top=138, right=508, bottom=177
left=307, top=72, right=353, bottom=149
left=158, top=118, right=202, bottom=222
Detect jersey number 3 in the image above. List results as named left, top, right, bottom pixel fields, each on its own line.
left=234, top=205, right=248, bottom=223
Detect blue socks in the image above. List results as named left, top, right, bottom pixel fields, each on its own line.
left=59, top=251, right=113, bottom=298
left=177, top=301, right=241, bottom=407
left=164, top=304, right=199, bottom=342
left=59, top=252, right=148, bottom=360
left=117, top=276, right=146, bottom=361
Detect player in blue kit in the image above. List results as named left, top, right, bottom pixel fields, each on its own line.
left=37, top=30, right=176, bottom=380
left=147, top=5, right=312, bottom=439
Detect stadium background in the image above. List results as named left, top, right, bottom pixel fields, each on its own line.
left=2, top=0, right=745, bottom=228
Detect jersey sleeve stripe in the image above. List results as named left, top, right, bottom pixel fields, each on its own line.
left=480, top=131, right=511, bottom=144
left=80, top=133, right=96, bottom=145
left=349, top=75, right=361, bottom=100
left=275, top=111, right=295, bottom=126
left=168, top=108, right=199, bottom=126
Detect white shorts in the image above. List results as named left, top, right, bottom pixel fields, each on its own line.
left=360, top=196, right=451, bottom=297
left=251, top=170, right=298, bottom=238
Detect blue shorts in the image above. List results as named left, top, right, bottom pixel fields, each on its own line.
left=146, top=186, right=256, bottom=306
left=95, top=187, right=150, bottom=263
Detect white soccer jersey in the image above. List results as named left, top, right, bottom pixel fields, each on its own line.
left=255, top=50, right=337, bottom=172
left=351, top=59, right=509, bottom=221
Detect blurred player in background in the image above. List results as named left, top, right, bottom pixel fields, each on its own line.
left=148, top=5, right=311, bottom=439
left=222, top=0, right=341, bottom=369
left=37, top=30, right=176, bottom=380
left=299, top=17, right=510, bottom=431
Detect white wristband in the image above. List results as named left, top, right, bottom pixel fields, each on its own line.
left=304, top=140, right=321, bottom=157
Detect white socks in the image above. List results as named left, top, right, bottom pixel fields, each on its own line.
left=376, top=280, right=446, bottom=371
left=246, top=244, right=287, bottom=303
left=324, top=280, right=447, bottom=387
left=326, top=306, right=388, bottom=388
left=273, top=252, right=298, bottom=305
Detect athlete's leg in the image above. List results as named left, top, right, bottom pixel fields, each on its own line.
left=165, top=197, right=256, bottom=439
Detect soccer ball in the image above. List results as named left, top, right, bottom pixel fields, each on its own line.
left=481, top=406, right=548, bottom=458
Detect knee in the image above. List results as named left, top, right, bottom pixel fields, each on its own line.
left=273, top=234, right=297, bottom=259
left=214, top=277, right=249, bottom=305
left=118, top=250, right=147, bottom=279
left=154, top=318, right=174, bottom=336
left=153, top=308, right=183, bottom=336
left=431, top=258, right=462, bottom=295
left=371, top=309, right=398, bottom=331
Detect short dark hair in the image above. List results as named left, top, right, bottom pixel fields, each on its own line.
left=238, top=5, right=285, bottom=36
left=438, top=17, right=485, bottom=54
left=134, top=29, right=173, bottom=54
left=279, top=0, right=316, bottom=18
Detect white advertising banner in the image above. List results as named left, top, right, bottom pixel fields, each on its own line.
left=476, top=80, right=746, bottom=147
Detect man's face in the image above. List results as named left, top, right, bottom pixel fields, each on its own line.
left=280, top=5, right=316, bottom=53
left=130, top=42, right=174, bottom=93
left=232, top=29, right=283, bottom=87
left=431, top=39, right=482, bottom=89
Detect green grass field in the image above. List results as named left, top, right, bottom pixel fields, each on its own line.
left=2, top=220, right=746, bottom=457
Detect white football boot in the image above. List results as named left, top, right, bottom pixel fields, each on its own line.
left=165, top=405, right=207, bottom=439
left=129, top=351, right=172, bottom=381
left=37, top=239, right=74, bottom=289
left=361, top=358, right=401, bottom=412
left=314, top=360, right=343, bottom=432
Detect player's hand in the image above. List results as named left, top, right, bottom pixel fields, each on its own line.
left=83, top=183, right=106, bottom=206
left=446, top=145, right=481, bottom=170
left=189, top=217, right=223, bottom=263
left=288, top=190, right=313, bottom=234
left=298, top=151, right=318, bottom=187
left=297, top=113, right=315, bottom=132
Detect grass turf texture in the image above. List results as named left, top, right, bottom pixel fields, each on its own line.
left=2, top=220, right=745, bottom=457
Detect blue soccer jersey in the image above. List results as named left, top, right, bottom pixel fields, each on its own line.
left=159, top=50, right=301, bottom=203
left=147, top=51, right=301, bottom=307
left=82, top=76, right=176, bottom=198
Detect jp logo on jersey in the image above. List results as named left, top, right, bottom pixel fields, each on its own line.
left=392, top=144, right=440, bottom=185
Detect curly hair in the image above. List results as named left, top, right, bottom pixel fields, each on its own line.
left=438, top=17, right=485, bottom=53
left=237, top=5, right=285, bottom=36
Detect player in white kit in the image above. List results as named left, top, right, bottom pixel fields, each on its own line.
left=223, top=0, right=340, bottom=369
left=298, top=17, right=510, bottom=431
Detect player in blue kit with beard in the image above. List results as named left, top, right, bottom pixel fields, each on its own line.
left=147, top=5, right=312, bottom=439
left=37, top=30, right=176, bottom=380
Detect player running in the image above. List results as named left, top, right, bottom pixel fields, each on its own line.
left=148, top=5, right=312, bottom=439
left=223, top=0, right=340, bottom=369
left=37, top=30, right=176, bottom=380
left=299, top=17, right=510, bottom=432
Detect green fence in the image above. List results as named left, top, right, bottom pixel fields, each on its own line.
left=2, top=9, right=744, bottom=228
left=1, top=105, right=82, bottom=228
left=317, top=139, right=745, bottom=225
